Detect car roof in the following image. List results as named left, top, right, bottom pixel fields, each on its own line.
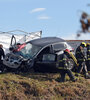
left=27, top=37, right=65, bottom=47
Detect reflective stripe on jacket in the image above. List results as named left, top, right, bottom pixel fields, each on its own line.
left=87, top=45, right=90, bottom=60
left=87, top=58, right=90, bottom=60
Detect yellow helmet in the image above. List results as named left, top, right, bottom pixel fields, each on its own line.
left=86, top=43, right=90, bottom=46
left=80, top=42, right=86, bottom=47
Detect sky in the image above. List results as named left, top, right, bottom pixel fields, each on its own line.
left=0, top=0, right=90, bottom=40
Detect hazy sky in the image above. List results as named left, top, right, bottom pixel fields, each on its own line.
left=0, top=0, right=90, bottom=39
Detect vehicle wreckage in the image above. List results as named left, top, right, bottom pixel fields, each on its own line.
left=3, top=36, right=78, bottom=72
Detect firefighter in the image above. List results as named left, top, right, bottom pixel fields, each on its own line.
left=0, top=44, right=5, bottom=72
left=58, top=49, right=76, bottom=82
left=86, top=43, right=90, bottom=71
left=75, top=42, right=90, bottom=78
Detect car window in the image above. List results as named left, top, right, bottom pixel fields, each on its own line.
left=14, top=43, right=42, bottom=59
left=42, top=54, right=56, bottom=62
left=53, top=43, right=66, bottom=51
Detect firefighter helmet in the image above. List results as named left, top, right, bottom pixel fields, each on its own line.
left=64, top=49, right=70, bottom=53
left=80, top=42, right=86, bottom=47
left=86, top=43, right=90, bottom=46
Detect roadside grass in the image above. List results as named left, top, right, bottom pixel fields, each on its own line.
left=0, top=72, right=90, bottom=100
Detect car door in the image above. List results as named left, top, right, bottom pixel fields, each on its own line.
left=34, top=46, right=58, bottom=72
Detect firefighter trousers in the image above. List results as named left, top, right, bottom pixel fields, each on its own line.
left=60, top=69, right=75, bottom=82
left=77, top=61, right=88, bottom=74
left=86, top=60, right=90, bottom=71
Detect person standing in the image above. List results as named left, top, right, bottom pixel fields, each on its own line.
left=0, top=44, right=5, bottom=72
left=86, top=43, right=90, bottom=71
left=58, top=49, right=76, bottom=82
left=75, top=42, right=90, bottom=78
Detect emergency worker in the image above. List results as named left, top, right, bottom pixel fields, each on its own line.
left=0, top=44, right=5, bottom=72
left=58, top=49, right=76, bottom=82
left=86, top=43, right=90, bottom=71
left=75, top=42, right=90, bottom=78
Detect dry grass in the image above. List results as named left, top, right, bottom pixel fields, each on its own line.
left=0, top=72, right=90, bottom=100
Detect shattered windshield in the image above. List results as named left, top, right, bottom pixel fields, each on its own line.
left=15, top=43, right=42, bottom=59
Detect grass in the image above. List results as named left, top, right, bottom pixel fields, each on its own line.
left=0, top=72, right=90, bottom=100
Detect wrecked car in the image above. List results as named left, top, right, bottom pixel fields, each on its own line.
left=3, top=37, right=77, bottom=72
